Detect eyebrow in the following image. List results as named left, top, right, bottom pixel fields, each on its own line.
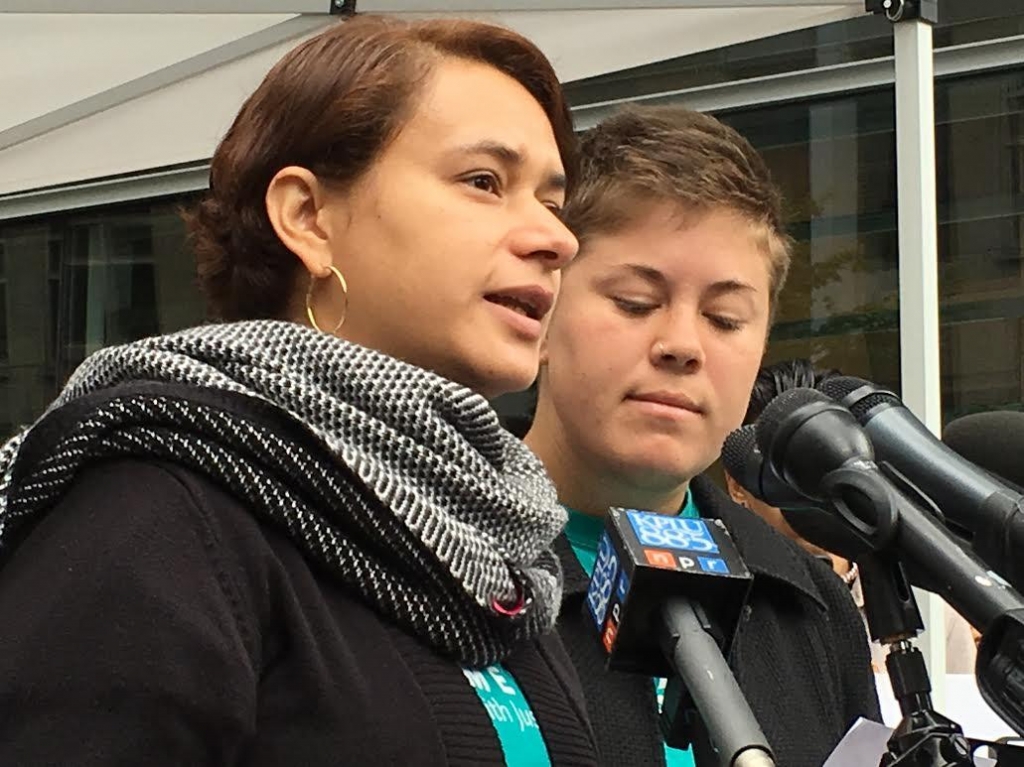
left=614, top=263, right=757, bottom=296
left=453, top=140, right=567, bottom=194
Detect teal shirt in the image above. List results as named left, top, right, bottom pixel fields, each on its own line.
left=465, top=664, right=552, bottom=766
left=564, top=495, right=699, bottom=767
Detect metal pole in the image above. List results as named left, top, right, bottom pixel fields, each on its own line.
left=890, top=1, right=944, bottom=705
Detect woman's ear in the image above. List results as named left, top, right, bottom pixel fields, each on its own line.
left=265, top=166, right=334, bottom=279
left=723, top=472, right=750, bottom=508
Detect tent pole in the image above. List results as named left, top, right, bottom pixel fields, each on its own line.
left=872, top=0, right=946, bottom=706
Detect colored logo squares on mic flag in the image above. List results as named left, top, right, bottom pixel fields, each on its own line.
left=641, top=549, right=731, bottom=574
left=602, top=620, right=617, bottom=653
left=643, top=549, right=678, bottom=569
left=625, top=510, right=720, bottom=554
left=616, top=571, right=630, bottom=600
left=586, top=532, right=620, bottom=627
left=698, top=557, right=730, bottom=574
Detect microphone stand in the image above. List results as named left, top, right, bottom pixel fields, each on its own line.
left=859, top=554, right=1024, bottom=766
left=859, top=553, right=972, bottom=765
left=658, top=598, right=775, bottom=766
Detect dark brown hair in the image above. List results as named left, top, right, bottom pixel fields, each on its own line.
left=184, top=14, right=577, bottom=321
left=564, top=105, right=791, bottom=316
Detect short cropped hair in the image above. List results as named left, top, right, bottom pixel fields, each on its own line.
left=564, top=105, right=791, bottom=319
left=184, top=15, right=576, bottom=321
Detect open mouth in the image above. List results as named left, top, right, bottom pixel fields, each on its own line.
left=485, top=293, right=543, bottom=321
left=485, top=284, right=554, bottom=323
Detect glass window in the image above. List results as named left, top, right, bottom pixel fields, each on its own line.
left=936, top=68, right=1024, bottom=417
left=0, top=241, right=7, bottom=369
left=0, top=198, right=204, bottom=440
left=0, top=286, right=7, bottom=368
left=565, top=15, right=892, bottom=106
left=721, top=67, right=1024, bottom=420
left=719, top=89, right=902, bottom=393
left=565, top=0, right=1024, bottom=107
left=934, top=0, right=1024, bottom=49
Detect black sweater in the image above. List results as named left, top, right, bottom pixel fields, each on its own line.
left=555, top=475, right=882, bottom=767
left=0, top=457, right=599, bottom=765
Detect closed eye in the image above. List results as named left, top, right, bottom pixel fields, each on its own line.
left=707, top=314, right=743, bottom=331
left=613, top=298, right=657, bottom=316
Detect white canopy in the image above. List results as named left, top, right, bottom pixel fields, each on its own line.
left=0, top=2, right=866, bottom=196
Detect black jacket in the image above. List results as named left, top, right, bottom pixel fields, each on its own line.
left=0, top=454, right=599, bottom=766
left=555, top=475, right=882, bottom=767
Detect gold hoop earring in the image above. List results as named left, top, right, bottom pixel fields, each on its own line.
left=305, top=265, right=348, bottom=335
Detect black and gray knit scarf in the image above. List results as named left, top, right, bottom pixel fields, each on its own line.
left=0, top=320, right=565, bottom=668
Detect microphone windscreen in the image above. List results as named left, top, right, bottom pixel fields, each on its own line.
left=754, top=387, right=822, bottom=454
left=819, top=376, right=899, bottom=418
left=943, top=411, right=1024, bottom=492
left=818, top=375, right=870, bottom=400
left=720, top=424, right=756, bottom=481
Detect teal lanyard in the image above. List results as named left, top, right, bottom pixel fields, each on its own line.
left=464, top=665, right=552, bottom=766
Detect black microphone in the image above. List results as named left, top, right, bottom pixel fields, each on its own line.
left=753, top=387, right=1024, bottom=631
left=818, top=376, right=1024, bottom=591
left=724, top=421, right=947, bottom=594
left=585, top=508, right=774, bottom=766
left=720, top=424, right=818, bottom=510
left=943, top=411, right=1024, bottom=493
left=719, top=424, right=877, bottom=563
left=753, top=388, right=1024, bottom=735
